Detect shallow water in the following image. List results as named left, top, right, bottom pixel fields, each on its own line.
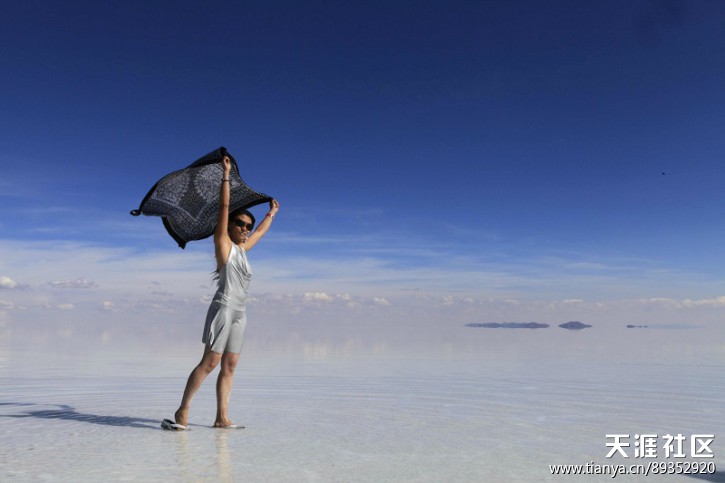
left=2, top=325, right=724, bottom=482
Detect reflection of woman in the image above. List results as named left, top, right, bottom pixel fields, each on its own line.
left=162, top=156, right=279, bottom=430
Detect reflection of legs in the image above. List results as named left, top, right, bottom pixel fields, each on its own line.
left=214, top=351, right=239, bottom=427
left=215, top=430, right=232, bottom=482
left=175, top=346, right=222, bottom=426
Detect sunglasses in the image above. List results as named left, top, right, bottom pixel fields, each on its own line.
left=233, top=220, right=254, bottom=230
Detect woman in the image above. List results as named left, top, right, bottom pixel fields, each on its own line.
left=162, top=155, right=279, bottom=430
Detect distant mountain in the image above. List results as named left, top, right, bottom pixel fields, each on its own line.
left=558, top=321, right=592, bottom=330
left=465, top=322, right=550, bottom=329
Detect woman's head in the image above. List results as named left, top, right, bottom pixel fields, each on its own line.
left=228, top=208, right=255, bottom=244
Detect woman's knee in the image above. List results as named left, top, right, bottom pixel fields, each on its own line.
left=199, top=352, right=221, bottom=373
left=203, top=361, right=219, bottom=373
left=221, top=353, right=239, bottom=373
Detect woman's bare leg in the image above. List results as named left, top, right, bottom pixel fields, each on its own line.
left=214, top=351, right=240, bottom=427
left=175, top=346, right=222, bottom=426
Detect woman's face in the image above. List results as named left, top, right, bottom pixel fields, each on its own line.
left=229, top=214, right=254, bottom=244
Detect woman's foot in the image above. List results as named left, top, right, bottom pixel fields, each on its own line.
left=214, top=418, right=241, bottom=429
left=175, top=408, right=189, bottom=427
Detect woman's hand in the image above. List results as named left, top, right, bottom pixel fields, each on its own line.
left=222, top=156, right=231, bottom=176
left=269, top=198, right=280, bottom=215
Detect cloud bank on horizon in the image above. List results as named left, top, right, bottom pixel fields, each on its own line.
left=2, top=236, right=725, bottom=339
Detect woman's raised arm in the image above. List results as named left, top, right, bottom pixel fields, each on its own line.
left=214, top=156, right=233, bottom=268
left=242, top=199, right=279, bottom=251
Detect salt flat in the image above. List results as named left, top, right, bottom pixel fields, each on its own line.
left=1, top=323, right=724, bottom=482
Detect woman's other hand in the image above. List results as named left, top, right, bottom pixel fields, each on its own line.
left=269, top=199, right=280, bottom=215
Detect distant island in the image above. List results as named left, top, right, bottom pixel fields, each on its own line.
left=626, top=324, right=648, bottom=328
left=465, top=322, right=550, bottom=329
left=558, top=321, right=592, bottom=330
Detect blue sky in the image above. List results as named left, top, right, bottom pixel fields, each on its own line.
left=2, top=0, right=725, bottom=341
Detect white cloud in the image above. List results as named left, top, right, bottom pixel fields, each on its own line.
left=682, top=296, right=725, bottom=308
left=637, top=297, right=681, bottom=307
left=304, top=292, right=333, bottom=302
left=49, top=278, right=98, bottom=289
left=373, top=297, right=390, bottom=306
left=0, top=276, right=18, bottom=289
left=58, top=303, right=75, bottom=311
left=629, top=296, right=725, bottom=309
left=101, top=301, right=118, bottom=311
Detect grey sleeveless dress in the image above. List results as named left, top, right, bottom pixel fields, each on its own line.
left=202, top=243, right=251, bottom=353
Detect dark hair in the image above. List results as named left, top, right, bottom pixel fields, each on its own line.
left=229, top=208, right=255, bottom=230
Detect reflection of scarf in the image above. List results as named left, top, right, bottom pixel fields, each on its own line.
left=131, top=147, right=271, bottom=248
